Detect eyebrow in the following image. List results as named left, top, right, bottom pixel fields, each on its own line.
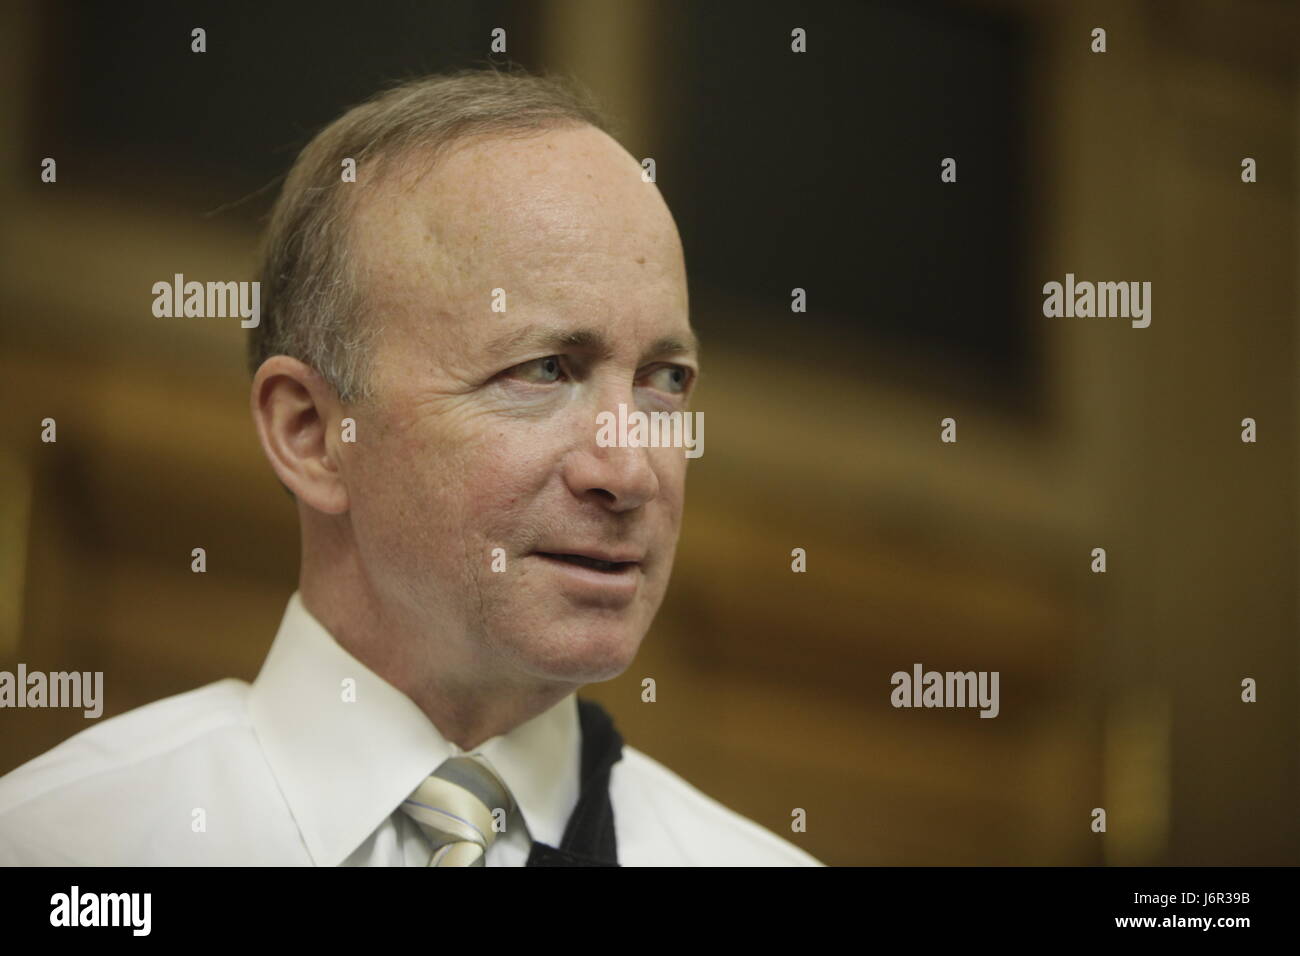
left=483, top=324, right=701, bottom=364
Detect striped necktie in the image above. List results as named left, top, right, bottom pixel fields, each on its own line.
left=400, top=754, right=516, bottom=866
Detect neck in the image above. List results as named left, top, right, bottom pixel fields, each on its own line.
left=298, top=520, right=577, bottom=750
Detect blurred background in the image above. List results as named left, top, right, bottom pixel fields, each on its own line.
left=1, top=0, right=1297, bottom=866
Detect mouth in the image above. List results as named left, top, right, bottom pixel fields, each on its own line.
left=534, top=552, right=640, bottom=574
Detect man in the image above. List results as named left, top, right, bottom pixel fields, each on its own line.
left=0, top=67, right=820, bottom=866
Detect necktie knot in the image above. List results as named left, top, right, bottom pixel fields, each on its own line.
left=400, top=754, right=515, bottom=866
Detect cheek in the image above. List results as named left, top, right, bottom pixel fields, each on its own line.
left=343, top=419, right=462, bottom=553
left=652, top=451, right=689, bottom=515
left=346, top=443, right=439, bottom=566
left=439, top=430, right=558, bottom=543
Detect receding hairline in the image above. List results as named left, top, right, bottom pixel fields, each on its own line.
left=364, top=116, right=611, bottom=186
left=250, top=67, right=620, bottom=403
left=333, top=120, right=616, bottom=325
left=339, top=117, right=670, bottom=331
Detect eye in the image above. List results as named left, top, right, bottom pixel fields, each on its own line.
left=509, top=355, right=566, bottom=384
left=642, top=364, right=693, bottom=394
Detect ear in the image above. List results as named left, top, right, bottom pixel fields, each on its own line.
left=250, top=356, right=350, bottom=514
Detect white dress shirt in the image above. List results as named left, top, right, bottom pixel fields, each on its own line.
left=0, top=592, right=821, bottom=866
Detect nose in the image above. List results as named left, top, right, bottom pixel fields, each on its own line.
left=563, top=407, right=660, bottom=513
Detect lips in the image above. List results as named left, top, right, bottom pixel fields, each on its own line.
left=534, top=551, right=641, bottom=573
left=531, top=548, right=644, bottom=606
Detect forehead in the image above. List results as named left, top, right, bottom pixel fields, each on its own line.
left=350, top=125, right=689, bottom=349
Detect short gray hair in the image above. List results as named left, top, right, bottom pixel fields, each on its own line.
left=249, top=65, right=614, bottom=404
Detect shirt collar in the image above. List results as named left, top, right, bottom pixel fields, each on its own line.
left=248, top=592, right=582, bottom=866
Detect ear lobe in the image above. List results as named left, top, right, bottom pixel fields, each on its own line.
left=250, top=356, right=350, bottom=515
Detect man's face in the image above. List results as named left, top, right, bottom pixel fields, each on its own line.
left=341, top=124, right=696, bottom=688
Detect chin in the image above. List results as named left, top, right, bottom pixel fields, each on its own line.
left=513, top=619, right=645, bottom=685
